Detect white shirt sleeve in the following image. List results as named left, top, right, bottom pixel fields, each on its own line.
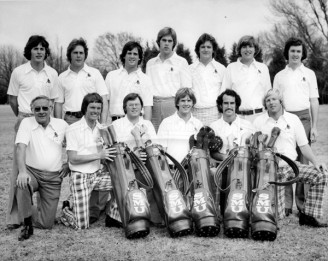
left=15, top=118, right=31, bottom=145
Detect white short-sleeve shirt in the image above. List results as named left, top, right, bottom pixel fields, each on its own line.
left=210, top=116, right=255, bottom=154
left=273, top=64, right=319, bottom=111
left=146, top=52, right=192, bottom=97
left=112, top=116, right=157, bottom=149
left=66, top=117, right=103, bottom=173
left=189, top=59, right=226, bottom=108
left=157, top=112, right=203, bottom=162
left=105, top=68, right=153, bottom=116
left=7, top=62, right=59, bottom=114
left=15, top=117, right=68, bottom=171
left=253, top=111, right=308, bottom=163
left=56, top=64, right=108, bottom=112
left=221, top=59, right=271, bottom=110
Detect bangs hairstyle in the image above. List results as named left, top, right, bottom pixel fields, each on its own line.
left=283, top=37, right=307, bottom=61
left=120, top=41, right=143, bottom=66
left=30, top=95, right=52, bottom=109
left=237, top=35, right=260, bottom=57
left=66, top=37, right=88, bottom=62
left=195, top=33, right=218, bottom=59
left=175, top=88, right=196, bottom=109
left=263, top=89, right=284, bottom=110
left=216, top=89, right=241, bottom=113
left=81, top=93, right=103, bottom=115
left=156, top=27, right=177, bottom=50
left=123, top=93, right=144, bottom=114
left=24, top=35, right=50, bottom=60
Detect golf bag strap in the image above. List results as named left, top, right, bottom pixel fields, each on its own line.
left=213, top=149, right=238, bottom=189
left=268, top=152, right=299, bottom=186
left=157, top=146, right=190, bottom=196
left=125, top=146, right=154, bottom=189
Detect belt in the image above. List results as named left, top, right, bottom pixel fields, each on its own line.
left=239, top=108, right=263, bottom=116
left=65, top=111, right=83, bottom=118
left=153, top=96, right=175, bottom=102
left=112, top=115, right=124, bottom=121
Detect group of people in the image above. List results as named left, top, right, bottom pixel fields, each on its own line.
left=5, top=26, right=327, bottom=241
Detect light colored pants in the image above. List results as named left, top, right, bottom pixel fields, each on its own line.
left=151, top=96, right=175, bottom=132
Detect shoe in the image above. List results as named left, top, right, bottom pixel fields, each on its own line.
left=89, top=217, right=98, bottom=224
left=299, top=212, right=328, bottom=228
left=105, top=215, right=123, bottom=228
left=18, top=216, right=33, bottom=241
left=285, top=208, right=292, bottom=217
left=7, top=224, right=21, bottom=230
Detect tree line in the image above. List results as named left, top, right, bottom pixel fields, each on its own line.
left=0, top=0, right=327, bottom=104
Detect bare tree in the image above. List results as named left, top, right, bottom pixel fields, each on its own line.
left=93, top=32, right=142, bottom=74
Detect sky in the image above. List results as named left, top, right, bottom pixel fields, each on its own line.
left=0, top=0, right=275, bottom=58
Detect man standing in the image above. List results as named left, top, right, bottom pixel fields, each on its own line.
left=54, top=38, right=108, bottom=124
left=15, top=96, right=68, bottom=240
left=190, top=33, right=226, bottom=125
left=105, top=41, right=153, bottom=123
left=157, top=88, right=202, bottom=163
left=6, top=35, right=59, bottom=229
left=221, top=35, right=271, bottom=122
left=253, top=89, right=327, bottom=227
left=146, top=27, right=191, bottom=131
left=210, top=89, right=255, bottom=161
left=273, top=37, right=320, bottom=215
left=62, top=93, right=116, bottom=229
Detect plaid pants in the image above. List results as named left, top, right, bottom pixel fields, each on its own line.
left=61, top=168, right=112, bottom=229
left=193, top=106, right=220, bottom=126
left=276, top=161, right=327, bottom=219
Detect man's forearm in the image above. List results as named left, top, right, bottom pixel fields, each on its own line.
left=8, top=95, right=19, bottom=116
left=67, top=151, right=101, bottom=165
left=16, top=144, right=27, bottom=174
left=310, top=98, right=319, bottom=129
left=299, top=144, right=318, bottom=166
left=54, top=102, right=63, bottom=119
left=100, top=96, right=108, bottom=124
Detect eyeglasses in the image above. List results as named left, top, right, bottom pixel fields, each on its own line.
left=34, top=106, right=50, bottom=112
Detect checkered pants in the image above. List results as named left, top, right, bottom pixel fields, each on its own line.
left=193, top=106, right=220, bottom=126
left=61, top=168, right=112, bottom=229
left=276, top=162, right=327, bottom=219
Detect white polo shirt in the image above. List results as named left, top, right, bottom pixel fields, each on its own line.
left=273, top=64, right=319, bottom=111
left=210, top=116, right=255, bottom=154
left=7, top=62, right=59, bottom=114
left=105, top=68, right=153, bottom=116
left=66, top=117, right=103, bottom=173
left=189, top=59, right=226, bottom=108
left=56, top=64, right=108, bottom=112
left=146, top=52, right=192, bottom=97
left=221, top=59, right=271, bottom=110
left=253, top=111, right=308, bottom=164
left=157, top=112, right=203, bottom=162
left=112, top=116, right=157, bottom=149
left=15, top=117, right=68, bottom=171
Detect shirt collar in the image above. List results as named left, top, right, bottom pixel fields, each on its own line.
left=66, top=63, right=90, bottom=76
left=286, top=63, right=305, bottom=73
left=122, top=115, right=144, bottom=126
left=25, top=61, right=51, bottom=75
left=31, top=116, right=56, bottom=131
left=154, top=52, right=177, bottom=64
left=237, top=58, right=261, bottom=71
left=119, top=67, right=141, bottom=76
left=80, top=116, right=102, bottom=130
left=195, top=59, right=216, bottom=68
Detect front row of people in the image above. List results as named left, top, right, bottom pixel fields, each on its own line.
left=12, top=88, right=327, bottom=241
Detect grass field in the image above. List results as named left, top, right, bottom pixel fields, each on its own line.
left=0, top=105, right=327, bottom=261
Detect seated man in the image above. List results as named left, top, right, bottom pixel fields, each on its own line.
left=253, top=89, right=327, bottom=227
left=105, top=93, right=157, bottom=227
left=15, top=95, right=68, bottom=241
left=62, top=93, right=116, bottom=229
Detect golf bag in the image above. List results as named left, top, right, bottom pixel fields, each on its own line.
left=183, top=126, right=223, bottom=237
left=144, top=144, right=193, bottom=238
left=99, top=125, right=154, bottom=239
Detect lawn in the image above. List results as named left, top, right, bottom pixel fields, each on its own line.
left=0, top=105, right=327, bottom=261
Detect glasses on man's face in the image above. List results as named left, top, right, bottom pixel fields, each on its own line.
left=34, top=106, right=50, bottom=112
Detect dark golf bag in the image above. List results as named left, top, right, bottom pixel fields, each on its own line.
left=250, top=128, right=299, bottom=241
left=99, top=125, right=154, bottom=239
left=144, top=144, right=193, bottom=238
left=185, top=126, right=223, bottom=237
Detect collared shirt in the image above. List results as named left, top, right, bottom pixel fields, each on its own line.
left=105, top=68, right=153, bottom=116
left=273, top=64, right=319, bottom=111
left=66, top=117, right=103, bottom=173
left=189, top=59, right=226, bottom=108
left=253, top=111, right=308, bottom=164
left=146, top=52, right=192, bottom=97
left=7, top=62, right=59, bottom=114
left=15, top=117, right=68, bottom=171
left=112, top=116, right=157, bottom=149
left=56, top=64, right=108, bottom=112
left=210, top=116, right=255, bottom=154
left=157, top=112, right=203, bottom=162
left=221, top=59, right=271, bottom=110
